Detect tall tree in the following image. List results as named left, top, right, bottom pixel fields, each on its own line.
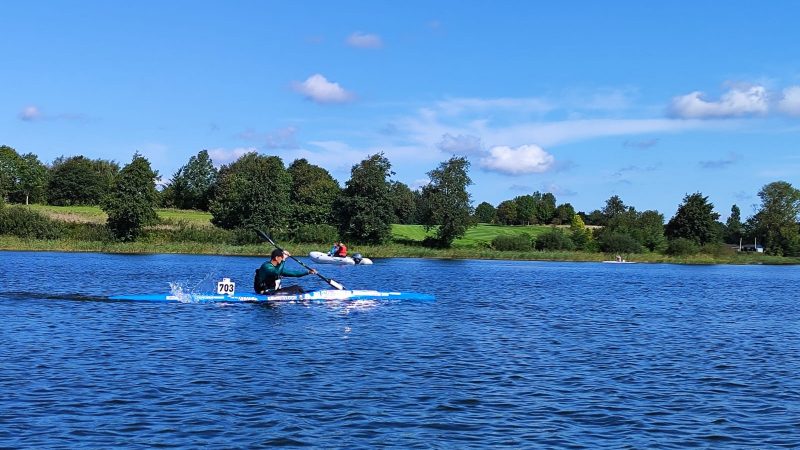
left=570, top=213, right=594, bottom=251
left=0, top=146, right=47, bottom=204
left=514, top=195, right=536, bottom=225
left=634, top=210, right=667, bottom=252
left=724, top=204, right=743, bottom=244
left=554, top=202, right=576, bottom=225
left=474, top=201, right=496, bottom=224
left=102, top=153, right=159, bottom=241
left=748, top=181, right=800, bottom=256
left=165, top=150, right=218, bottom=210
left=602, top=195, right=628, bottom=222
left=665, top=192, right=720, bottom=245
left=389, top=181, right=416, bottom=224
left=536, top=192, right=557, bottom=224
left=287, top=158, right=340, bottom=226
left=16, top=153, right=48, bottom=204
left=210, top=153, right=291, bottom=232
left=336, top=153, right=395, bottom=244
left=495, top=200, right=517, bottom=225
left=48, top=156, right=119, bottom=205
left=0, top=145, right=18, bottom=201
left=420, top=156, right=473, bottom=248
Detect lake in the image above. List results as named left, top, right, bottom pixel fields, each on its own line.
left=1, top=251, right=799, bottom=448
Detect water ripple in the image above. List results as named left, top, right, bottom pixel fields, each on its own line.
left=1, top=253, right=799, bottom=448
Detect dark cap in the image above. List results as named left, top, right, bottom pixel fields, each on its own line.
left=270, top=249, right=285, bottom=259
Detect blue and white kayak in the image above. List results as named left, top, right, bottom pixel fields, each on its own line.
left=109, top=289, right=434, bottom=303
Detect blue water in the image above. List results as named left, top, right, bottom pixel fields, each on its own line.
left=1, top=251, right=799, bottom=448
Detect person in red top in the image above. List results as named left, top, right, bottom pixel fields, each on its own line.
left=335, top=242, right=347, bottom=257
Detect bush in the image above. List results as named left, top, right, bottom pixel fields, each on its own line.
left=0, top=205, right=64, bottom=239
left=491, top=233, right=532, bottom=251
left=64, top=222, right=115, bottom=242
left=665, top=237, right=699, bottom=256
left=162, top=221, right=233, bottom=244
left=598, top=232, right=643, bottom=253
left=535, top=229, right=575, bottom=251
left=291, top=224, right=338, bottom=244
left=701, top=242, right=736, bottom=257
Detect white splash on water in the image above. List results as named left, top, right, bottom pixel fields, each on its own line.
left=168, top=282, right=195, bottom=303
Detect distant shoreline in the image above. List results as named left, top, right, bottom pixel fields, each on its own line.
left=2, top=236, right=798, bottom=265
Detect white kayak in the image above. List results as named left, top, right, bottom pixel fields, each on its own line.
left=309, top=251, right=373, bottom=265
left=602, top=260, right=637, bottom=264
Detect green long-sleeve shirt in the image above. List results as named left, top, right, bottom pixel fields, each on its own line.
left=257, top=260, right=309, bottom=290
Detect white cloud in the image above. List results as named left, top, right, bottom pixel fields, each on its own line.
left=777, top=86, right=800, bottom=116
left=436, top=133, right=483, bottom=155
left=207, top=147, right=257, bottom=166
left=480, top=144, right=555, bottom=175
left=346, top=32, right=383, bottom=49
left=669, top=85, right=769, bottom=119
left=19, top=105, right=42, bottom=121
left=292, top=74, right=354, bottom=104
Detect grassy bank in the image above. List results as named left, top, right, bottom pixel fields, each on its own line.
left=3, top=205, right=799, bottom=265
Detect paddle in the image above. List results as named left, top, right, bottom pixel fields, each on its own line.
left=254, top=229, right=345, bottom=290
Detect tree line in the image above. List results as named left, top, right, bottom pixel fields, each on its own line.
left=0, top=145, right=473, bottom=247
left=472, top=186, right=800, bottom=257
left=2, top=143, right=799, bottom=256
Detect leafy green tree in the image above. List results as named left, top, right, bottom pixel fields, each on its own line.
left=419, top=156, right=473, bottom=247
left=748, top=181, right=800, bottom=256
left=17, top=153, right=48, bottom=204
left=48, top=156, right=119, bottom=205
left=164, top=150, right=218, bottom=210
left=600, top=195, right=637, bottom=235
left=633, top=210, right=667, bottom=252
left=336, top=153, right=395, bottom=244
left=598, top=232, right=643, bottom=254
left=210, top=153, right=291, bottom=232
left=554, top=203, right=576, bottom=225
left=0, top=145, right=19, bottom=201
left=665, top=192, right=720, bottom=245
left=102, top=153, right=159, bottom=241
left=570, top=214, right=594, bottom=251
left=602, top=195, right=628, bottom=222
left=412, top=189, right=428, bottom=224
left=586, top=209, right=605, bottom=226
left=389, top=181, right=416, bottom=224
left=514, top=195, right=536, bottom=225
left=536, top=192, right=557, bottom=224
left=495, top=200, right=517, bottom=225
left=724, top=204, right=743, bottom=244
left=0, top=146, right=47, bottom=204
left=474, top=201, right=496, bottom=223
left=288, top=158, right=340, bottom=226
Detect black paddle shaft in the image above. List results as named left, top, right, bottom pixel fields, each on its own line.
left=254, top=230, right=345, bottom=290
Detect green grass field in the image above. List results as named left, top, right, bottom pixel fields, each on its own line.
left=28, top=204, right=213, bottom=226
left=27, top=205, right=554, bottom=246
left=392, top=223, right=553, bottom=247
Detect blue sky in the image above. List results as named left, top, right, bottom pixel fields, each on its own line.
left=3, top=1, right=800, bottom=220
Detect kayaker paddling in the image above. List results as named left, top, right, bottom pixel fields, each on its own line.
left=254, top=248, right=316, bottom=295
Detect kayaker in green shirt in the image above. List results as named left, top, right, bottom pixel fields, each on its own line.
left=254, top=248, right=316, bottom=294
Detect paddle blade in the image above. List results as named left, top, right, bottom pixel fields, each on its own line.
left=328, top=278, right=345, bottom=290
